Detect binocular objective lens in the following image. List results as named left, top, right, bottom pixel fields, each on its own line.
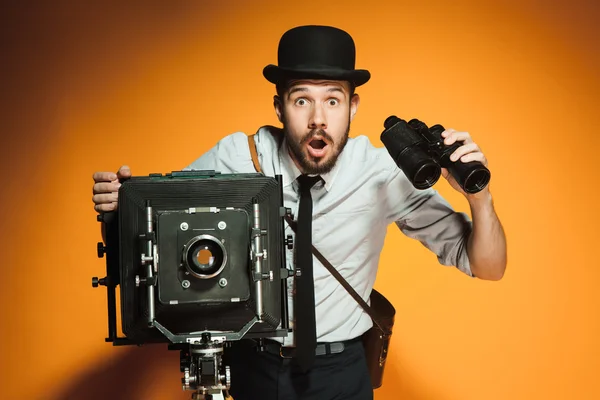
left=463, top=169, right=491, bottom=194
left=413, top=164, right=441, bottom=189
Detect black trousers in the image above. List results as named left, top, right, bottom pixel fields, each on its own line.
left=223, top=338, right=373, bottom=400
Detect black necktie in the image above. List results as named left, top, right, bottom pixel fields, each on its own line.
left=295, top=174, right=321, bottom=372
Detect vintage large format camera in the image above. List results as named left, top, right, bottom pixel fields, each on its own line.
left=93, top=170, right=292, bottom=400
left=381, top=116, right=491, bottom=194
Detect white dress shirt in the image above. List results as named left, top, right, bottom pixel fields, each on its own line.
left=185, top=125, right=473, bottom=345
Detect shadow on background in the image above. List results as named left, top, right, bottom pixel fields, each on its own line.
left=375, top=341, right=449, bottom=400
left=52, top=344, right=188, bottom=400
left=52, top=342, right=437, bottom=400
left=0, top=1, right=215, bottom=175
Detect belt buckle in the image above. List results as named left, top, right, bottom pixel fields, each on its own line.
left=279, top=346, right=295, bottom=359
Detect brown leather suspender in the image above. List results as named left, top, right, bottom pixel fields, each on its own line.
left=248, top=134, right=262, bottom=174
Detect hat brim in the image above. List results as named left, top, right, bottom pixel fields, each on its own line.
left=263, top=65, right=370, bottom=87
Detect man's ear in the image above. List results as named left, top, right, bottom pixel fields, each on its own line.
left=350, top=93, right=360, bottom=122
left=273, top=95, right=283, bottom=123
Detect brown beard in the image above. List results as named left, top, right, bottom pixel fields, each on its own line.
left=282, top=115, right=351, bottom=175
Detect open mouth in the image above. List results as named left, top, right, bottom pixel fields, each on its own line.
left=307, top=138, right=329, bottom=158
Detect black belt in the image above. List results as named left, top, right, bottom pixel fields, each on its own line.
left=260, top=337, right=362, bottom=359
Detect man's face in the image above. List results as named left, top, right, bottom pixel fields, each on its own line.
left=275, top=80, right=360, bottom=175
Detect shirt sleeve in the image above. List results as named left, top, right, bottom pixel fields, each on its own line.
left=182, top=132, right=256, bottom=173
left=383, top=163, right=474, bottom=277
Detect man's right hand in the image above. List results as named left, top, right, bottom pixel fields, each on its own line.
left=92, top=165, right=132, bottom=213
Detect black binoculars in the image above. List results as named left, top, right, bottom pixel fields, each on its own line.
left=380, top=116, right=490, bottom=194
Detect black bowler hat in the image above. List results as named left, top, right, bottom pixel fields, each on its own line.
left=263, top=25, right=371, bottom=87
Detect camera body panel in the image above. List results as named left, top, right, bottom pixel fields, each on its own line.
left=157, top=207, right=251, bottom=305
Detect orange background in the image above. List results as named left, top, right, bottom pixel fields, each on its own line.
left=2, top=0, right=599, bottom=399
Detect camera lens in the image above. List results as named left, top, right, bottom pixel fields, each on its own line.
left=183, top=235, right=227, bottom=279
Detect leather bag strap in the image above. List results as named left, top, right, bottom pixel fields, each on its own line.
left=247, top=134, right=390, bottom=335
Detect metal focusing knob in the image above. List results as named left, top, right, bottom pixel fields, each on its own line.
left=92, top=277, right=107, bottom=288
left=182, top=366, right=191, bottom=390
left=285, top=235, right=293, bottom=250
left=97, top=242, right=106, bottom=258
left=225, top=366, right=231, bottom=388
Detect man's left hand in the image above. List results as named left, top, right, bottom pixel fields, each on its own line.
left=440, top=128, right=490, bottom=201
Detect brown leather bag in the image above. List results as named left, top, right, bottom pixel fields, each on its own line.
left=247, top=134, right=396, bottom=389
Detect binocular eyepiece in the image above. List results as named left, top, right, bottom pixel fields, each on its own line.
left=380, top=116, right=490, bottom=194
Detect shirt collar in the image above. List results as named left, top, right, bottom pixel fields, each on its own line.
left=278, top=135, right=342, bottom=192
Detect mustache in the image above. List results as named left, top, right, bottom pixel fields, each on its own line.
left=300, top=129, right=334, bottom=144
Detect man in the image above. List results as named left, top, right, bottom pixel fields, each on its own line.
left=92, top=25, right=507, bottom=400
